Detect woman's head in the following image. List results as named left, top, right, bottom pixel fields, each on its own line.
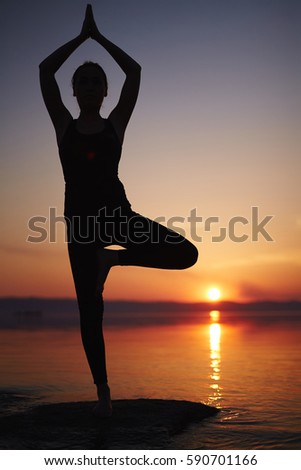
left=72, top=62, right=108, bottom=110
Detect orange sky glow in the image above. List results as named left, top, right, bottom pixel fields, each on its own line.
left=1, top=0, right=300, bottom=303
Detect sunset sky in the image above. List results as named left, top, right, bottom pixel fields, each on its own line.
left=1, top=0, right=300, bottom=302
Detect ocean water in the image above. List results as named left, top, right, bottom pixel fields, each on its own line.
left=0, top=306, right=300, bottom=450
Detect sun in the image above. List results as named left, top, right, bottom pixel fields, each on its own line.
left=208, top=287, right=221, bottom=301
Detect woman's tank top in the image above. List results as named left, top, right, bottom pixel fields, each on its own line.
left=58, top=119, right=131, bottom=216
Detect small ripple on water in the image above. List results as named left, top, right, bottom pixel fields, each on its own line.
left=0, top=388, right=44, bottom=418
left=170, top=407, right=301, bottom=450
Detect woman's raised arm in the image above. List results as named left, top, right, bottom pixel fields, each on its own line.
left=39, top=6, right=91, bottom=143
left=87, top=5, right=141, bottom=142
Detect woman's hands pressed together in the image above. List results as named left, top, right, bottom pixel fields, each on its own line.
left=80, top=4, right=101, bottom=42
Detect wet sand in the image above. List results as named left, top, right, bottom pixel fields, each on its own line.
left=0, top=399, right=219, bottom=449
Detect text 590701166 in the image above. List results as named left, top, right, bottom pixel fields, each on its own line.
left=186, top=454, right=257, bottom=466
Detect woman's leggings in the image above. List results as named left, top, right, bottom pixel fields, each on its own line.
left=66, top=210, right=198, bottom=385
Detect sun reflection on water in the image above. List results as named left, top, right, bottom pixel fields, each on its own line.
left=208, top=310, right=223, bottom=407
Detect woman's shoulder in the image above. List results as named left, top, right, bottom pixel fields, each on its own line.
left=57, top=117, right=75, bottom=147
left=106, top=117, right=123, bottom=145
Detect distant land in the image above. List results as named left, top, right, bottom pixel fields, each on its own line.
left=0, top=297, right=300, bottom=329
left=0, top=296, right=300, bottom=313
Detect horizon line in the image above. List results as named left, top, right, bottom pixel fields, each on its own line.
left=0, top=296, right=300, bottom=306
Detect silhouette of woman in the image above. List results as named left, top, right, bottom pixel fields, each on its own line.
left=39, top=4, right=198, bottom=417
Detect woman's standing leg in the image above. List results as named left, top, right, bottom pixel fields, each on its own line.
left=67, top=241, right=112, bottom=416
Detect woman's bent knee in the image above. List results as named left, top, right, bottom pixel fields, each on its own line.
left=179, top=239, right=198, bottom=269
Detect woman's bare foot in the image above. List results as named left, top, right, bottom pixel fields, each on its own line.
left=95, top=249, right=119, bottom=296
left=93, top=383, right=112, bottom=417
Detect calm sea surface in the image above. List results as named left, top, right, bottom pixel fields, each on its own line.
left=0, top=307, right=300, bottom=449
